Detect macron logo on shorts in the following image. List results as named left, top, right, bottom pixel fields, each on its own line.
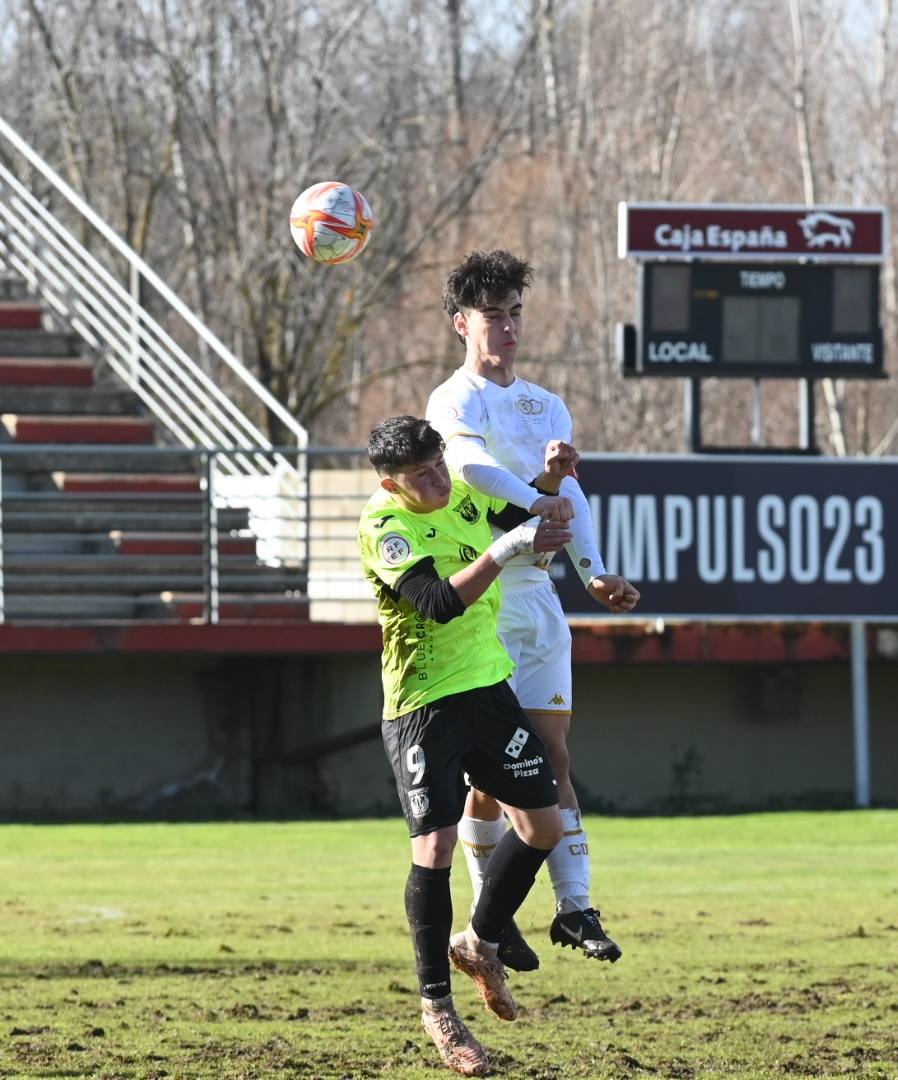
left=504, top=726, right=530, bottom=759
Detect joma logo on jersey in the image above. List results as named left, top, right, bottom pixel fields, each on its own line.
left=504, top=726, right=530, bottom=759
left=453, top=495, right=480, bottom=523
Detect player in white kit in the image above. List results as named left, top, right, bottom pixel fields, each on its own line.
left=426, top=249, right=640, bottom=970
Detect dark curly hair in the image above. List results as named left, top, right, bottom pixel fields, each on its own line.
left=367, top=415, right=445, bottom=477
left=442, top=249, right=534, bottom=342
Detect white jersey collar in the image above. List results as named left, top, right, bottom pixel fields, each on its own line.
left=458, top=366, right=520, bottom=393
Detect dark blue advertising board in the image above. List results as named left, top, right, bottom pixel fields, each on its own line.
left=551, top=455, right=898, bottom=621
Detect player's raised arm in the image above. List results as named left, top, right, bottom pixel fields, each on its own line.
left=444, top=434, right=574, bottom=522
left=395, top=516, right=572, bottom=618
left=554, top=469, right=642, bottom=614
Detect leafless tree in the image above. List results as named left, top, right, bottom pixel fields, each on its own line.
left=1, top=0, right=895, bottom=453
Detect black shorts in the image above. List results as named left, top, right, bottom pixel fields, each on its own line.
left=382, top=680, right=558, bottom=837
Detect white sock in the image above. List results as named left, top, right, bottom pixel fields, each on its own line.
left=546, top=807, right=591, bottom=913
left=422, top=993, right=454, bottom=1013
left=457, top=815, right=507, bottom=903
left=463, top=924, right=499, bottom=956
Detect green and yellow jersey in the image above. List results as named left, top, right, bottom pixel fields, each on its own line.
left=358, top=477, right=514, bottom=719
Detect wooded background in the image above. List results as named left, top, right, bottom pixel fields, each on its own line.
left=2, top=0, right=896, bottom=455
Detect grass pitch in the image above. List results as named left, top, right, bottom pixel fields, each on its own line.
left=0, top=812, right=896, bottom=1080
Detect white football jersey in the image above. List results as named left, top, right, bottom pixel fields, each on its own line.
left=428, top=367, right=572, bottom=482
left=427, top=367, right=604, bottom=590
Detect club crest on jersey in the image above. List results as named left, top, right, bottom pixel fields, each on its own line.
left=453, top=494, right=480, bottom=523
left=380, top=533, right=411, bottom=565
left=408, top=788, right=430, bottom=817
left=515, top=395, right=544, bottom=415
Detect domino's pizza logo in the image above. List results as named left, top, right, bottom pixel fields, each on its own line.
left=380, top=533, right=411, bottom=565
left=504, top=727, right=530, bottom=759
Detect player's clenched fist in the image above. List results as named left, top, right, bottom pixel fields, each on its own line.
left=587, top=574, right=641, bottom=614
left=529, top=493, right=574, bottom=522
left=544, top=439, right=580, bottom=479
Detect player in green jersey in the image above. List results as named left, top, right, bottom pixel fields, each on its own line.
left=360, top=415, right=576, bottom=1077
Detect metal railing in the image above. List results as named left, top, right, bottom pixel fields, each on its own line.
left=0, top=114, right=307, bottom=485
left=0, top=445, right=376, bottom=625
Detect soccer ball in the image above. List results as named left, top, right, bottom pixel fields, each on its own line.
left=289, top=181, right=374, bottom=264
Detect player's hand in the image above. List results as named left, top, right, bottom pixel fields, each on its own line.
left=544, top=439, right=580, bottom=479
left=533, top=517, right=572, bottom=553
left=529, top=493, right=574, bottom=522
left=588, top=575, right=641, bottom=614
left=487, top=516, right=571, bottom=566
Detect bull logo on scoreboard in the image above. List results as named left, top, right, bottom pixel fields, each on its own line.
left=797, top=211, right=855, bottom=250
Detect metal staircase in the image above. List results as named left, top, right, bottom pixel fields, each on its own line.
left=0, top=115, right=311, bottom=624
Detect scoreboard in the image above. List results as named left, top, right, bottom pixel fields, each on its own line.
left=635, top=260, right=882, bottom=378
left=618, top=203, right=887, bottom=380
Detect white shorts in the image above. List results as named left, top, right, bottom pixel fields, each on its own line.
left=498, top=580, right=572, bottom=713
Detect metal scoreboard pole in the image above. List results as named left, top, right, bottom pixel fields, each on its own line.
left=799, top=379, right=817, bottom=453
left=850, top=622, right=871, bottom=808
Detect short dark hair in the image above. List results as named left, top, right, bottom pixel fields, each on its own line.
left=367, top=415, right=445, bottom=477
left=442, top=249, right=534, bottom=339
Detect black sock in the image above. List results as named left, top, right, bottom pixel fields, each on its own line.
left=405, top=863, right=453, bottom=1000
left=471, top=829, right=551, bottom=943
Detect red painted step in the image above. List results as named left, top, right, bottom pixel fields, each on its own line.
left=0, top=358, right=94, bottom=387
left=111, top=531, right=257, bottom=557
left=159, top=592, right=310, bottom=622
left=0, top=302, right=42, bottom=330
left=53, top=472, right=202, bottom=494
left=1, top=414, right=155, bottom=443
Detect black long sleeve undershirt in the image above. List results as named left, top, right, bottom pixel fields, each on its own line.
left=395, top=557, right=467, bottom=623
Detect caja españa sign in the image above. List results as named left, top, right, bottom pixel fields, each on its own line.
left=618, top=203, right=887, bottom=262
left=551, top=455, right=898, bottom=620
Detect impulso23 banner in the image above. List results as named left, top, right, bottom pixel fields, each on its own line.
left=551, top=455, right=898, bottom=621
